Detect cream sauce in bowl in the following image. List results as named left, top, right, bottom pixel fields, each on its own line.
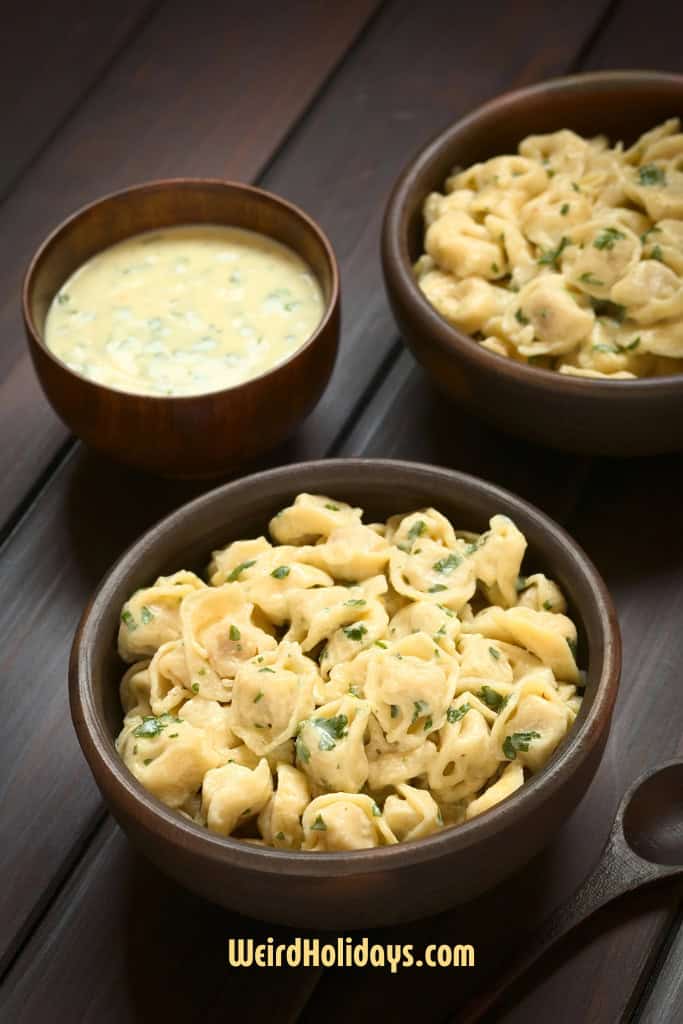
left=44, top=225, right=325, bottom=396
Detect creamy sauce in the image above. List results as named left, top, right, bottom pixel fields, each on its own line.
left=44, top=225, right=325, bottom=396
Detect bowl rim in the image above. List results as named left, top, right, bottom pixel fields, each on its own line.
left=70, top=457, right=621, bottom=876
left=22, top=177, right=340, bottom=403
left=381, top=68, right=683, bottom=395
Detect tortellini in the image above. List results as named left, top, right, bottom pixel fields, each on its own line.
left=115, top=496, right=584, bottom=849
left=416, top=119, right=683, bottom=378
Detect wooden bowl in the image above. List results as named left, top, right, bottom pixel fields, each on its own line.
left=23, top=179, right=340, bottom=477
left=382, top=71, right=683, bottom=455
left=69, top=459, right=620, bottom=928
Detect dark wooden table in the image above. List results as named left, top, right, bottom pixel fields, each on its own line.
left=1, top=2, right=682, bottom=1021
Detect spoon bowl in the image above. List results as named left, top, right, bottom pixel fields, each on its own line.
left=622, top=762, right=683, bottom=867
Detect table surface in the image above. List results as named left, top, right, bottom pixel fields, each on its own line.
left=1, top=2, right=682, bottom=1021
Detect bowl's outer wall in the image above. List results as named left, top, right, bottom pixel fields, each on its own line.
left=382, top=73, right=683, bottom=455
left=24, top=181, right=340, bottom=477
left=71, top=461, right=620, bottom=927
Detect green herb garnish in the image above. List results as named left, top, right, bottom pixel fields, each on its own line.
left=295, top=735, right=311, bottom=763
left=311, top=814, right=327, bottom=831
left=390, top=704, right=400, bottom=719
left=121, top=609, right=137, bottom=631
left=579, top=272, right=604, bottom=287
left=433, top=552, right=462, bottom=575
left=489, top=646, right=500, bottom=661
left=515, top=308, right=530, bottom=326
left=503, top=731, right=541, bottom=759
left=227, top=560, right=256, bottom=581
left=311, top=714, right=349, bottom=751
left=447, top=703, right=471, bottom=724
left=478, top=686, right=506, bottom=712
left=325, top=503, right=340, bottom=511
left=594, top=227, right=625, bottom=251
left=229, top=624, right=241, bottom=642
left=638, top=164, right=666, bottom=187
left=560, top=203, right=570, bottom=216
left=140, top=605, right=154, bottom=625
left=344, top=598, right=366, bottom=607
left=271, top=565, right=291, bottom=579
left=342, top=624, right=368, bottom=642
left=412, top=699, right=429, bottom=723
left=133, top=713, right=180, bottom=739
left=538, top=235, right=570, bottom=269
left=254, top=691, right=264, bottom=703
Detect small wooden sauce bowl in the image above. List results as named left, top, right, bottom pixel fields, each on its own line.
left=23, top=179, right=340, bottom=477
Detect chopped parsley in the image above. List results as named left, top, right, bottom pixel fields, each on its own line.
left=374, top=640, right=388, bottom=649
left=560, top=203, right=570, bottom=216
left=478, top=685, right=506, bottom=712
left=253, top=690, right=264, bottom=703
left=57, top=292, right=70, bottom=305
left=638, top=164, right=666, bottom=187
left=649, top=244, right=664, bottom=262
left=567, top=637, right=578, bottom=659
left=514, top=308, right=529, bottom=326
left=429, top=584, right=448, bottom=593
left=311, top=714, right=349, bottom=751
left=344, top=598, right=366, bottom=607
left=433, top=552, right=462, bottom=575
left=579, top=272, right=604, bottom=287
left=259, top=666, right=276, bottom=673
left=593, top=227, right=625, bottom=251
left=447, top=703, right=471, bottom=724
left=372, top=802, right=382, bottom=817
left=325, top=503, right=340, bottom=511
left=423, top=716, right=433, bottom=732
left=121, top=609, right=136, bottom=630
left=133, top=713, right=180, bottom=739
left=229, top=624, right=241, bottom=642
left=295, top=735, right=311, bottom=763
left=390, top=704, right=400, bottom=719
left=543, top=600, right=553, bottom=611
left=227, top=560, right=256, bottom=581
left=412, top=699, right=430, bottom=723
left=407, top=519, right=427, bottom=542
left=143, top=758, right=153, bottom=766
left=489, top=646, right=501, bottom=661
left=275, top=831, right=286, bottom=841
left=516, top=576, right=528, bottom=592
left=140, top=605, right=154, bottom=625
left=537, top=235, right=570, bottom=269
left=271, top=565, right=291, bottom=579
left=343, top=623, right=368, bottom=642
left=311, top=814, right=327, bottom=831
left=191, top=682, right=200, bottom=694
left=503, top=730, right=541, bottom=760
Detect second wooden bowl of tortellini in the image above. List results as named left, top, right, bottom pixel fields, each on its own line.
left=382, top=71, right=683, bottom=455
left=70, top=459, right=619, bottom=928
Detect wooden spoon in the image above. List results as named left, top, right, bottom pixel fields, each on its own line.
left=457, top=758, right=683, bottom=1022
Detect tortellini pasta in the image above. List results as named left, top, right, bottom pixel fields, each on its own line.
left=116, top=496, right=583, bottom=849
left=416, top=119, right=683, bottom=378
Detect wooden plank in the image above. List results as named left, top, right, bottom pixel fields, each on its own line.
left=0, top=0, right=612, bottom=1002
left=0, top=0, right=380, bottom=535
left=1, top=0, right=158, bottom=199
left=638, top=910, right=683, bottom=1024
left=0, top=821, right=322, bottom=1024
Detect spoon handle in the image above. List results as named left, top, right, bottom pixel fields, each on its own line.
left=455, top=832, right=666, bottom=1023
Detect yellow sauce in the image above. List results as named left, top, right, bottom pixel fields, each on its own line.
left=44, top=225, right=325, bottom=396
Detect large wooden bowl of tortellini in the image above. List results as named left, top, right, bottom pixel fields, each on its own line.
left=382, top=71, right=683, bottom=455
left=70, top=460, right=620, bottom=927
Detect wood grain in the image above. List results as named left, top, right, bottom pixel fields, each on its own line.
left=1, top=0, right=158, bottom=199
left=0, top=0, right=380, bottom=534
left=3, top=0, right=683, bottom=1021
